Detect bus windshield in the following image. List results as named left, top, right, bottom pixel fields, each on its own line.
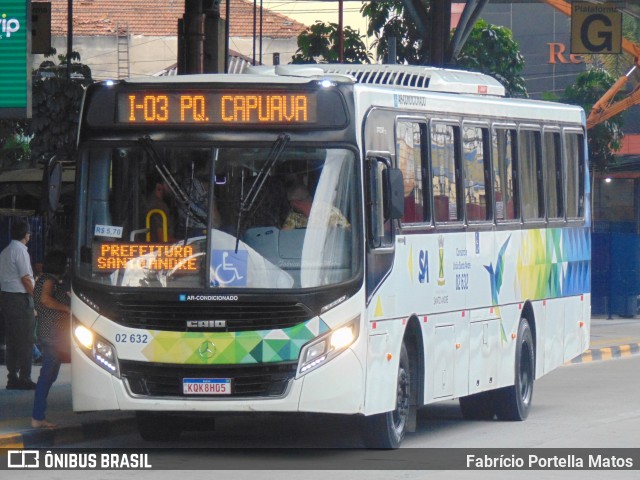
left=75, top=144, right=359, bottom=290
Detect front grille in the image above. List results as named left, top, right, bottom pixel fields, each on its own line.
left=120, top=360, right=297, bottom=398
left=112, top=300, right=314, bottom=332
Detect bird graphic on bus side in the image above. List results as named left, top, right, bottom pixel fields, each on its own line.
left=485, top=235, right=511, bottom=344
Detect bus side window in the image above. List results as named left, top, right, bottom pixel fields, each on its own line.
left=396, top=120, right=429, bottom=224
left=431, top=123, right=462, bottom=223
left=519, top=129, right=544, bottom=221
left=463, top=124, right=490, bottom=222
left=492, top=128, right=518, bottom=222
left=565, top=131, right=585, bottom=219
left=544, top=131, right=563, bottom=220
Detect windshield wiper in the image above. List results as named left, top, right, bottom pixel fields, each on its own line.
left=234, top=133, right=290, bottom=251
left=138, top=136, right=208, bottom=230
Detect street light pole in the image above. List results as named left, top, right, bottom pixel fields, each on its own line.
left=67, top=0, right=73, bottom=80
left=338, top=0, right=344, bottom=63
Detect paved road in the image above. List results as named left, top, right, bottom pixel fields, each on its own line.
left=67, top=354, right=640, bottom=449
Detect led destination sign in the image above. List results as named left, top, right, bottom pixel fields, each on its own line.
left=117, top=92, right=317, bottom=125
left=94, top=243, right=199, bottom=272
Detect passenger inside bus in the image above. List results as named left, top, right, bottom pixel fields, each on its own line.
left=175, top=173, right=222, bottom=238
left=282, top=183, right=350, bottom=230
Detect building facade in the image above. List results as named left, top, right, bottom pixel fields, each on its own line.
left=31, top=0, right=308, bottom=80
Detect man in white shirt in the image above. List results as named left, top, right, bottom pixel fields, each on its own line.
left=0, top=219, right=36, bottom=390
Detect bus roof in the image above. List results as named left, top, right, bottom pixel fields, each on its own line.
left=271, top=64, right=506, bottom=97
left=117, top=72, right=339, bottom=86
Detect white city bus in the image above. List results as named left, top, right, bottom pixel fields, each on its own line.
left=70, top=64, right=590, bottom=447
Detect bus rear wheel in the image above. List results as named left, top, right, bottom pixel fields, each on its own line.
left=362, top=343, right=411, bottom=449
left=136, top=412, right=182, bottom=442
left=494, top=318, right=535, bottom=421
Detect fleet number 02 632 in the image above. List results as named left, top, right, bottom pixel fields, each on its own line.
left=456, top=273, right=469, bottom=291
left=115, top=333, right=149, bottom=344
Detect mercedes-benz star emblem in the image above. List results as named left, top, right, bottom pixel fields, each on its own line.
left=198, top=341, right=216, bottom=359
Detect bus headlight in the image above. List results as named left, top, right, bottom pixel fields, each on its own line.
left=297, top=316, right=360, bottom=377
left=73, top=322, right=120, bottom=378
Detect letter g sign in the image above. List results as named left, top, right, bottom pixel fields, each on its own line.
left=581, top=14, right=612, bottom=52
left=571, top=3, right=622, bottom=54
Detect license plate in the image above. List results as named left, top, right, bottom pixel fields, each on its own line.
left=183, top=378, right=231, bottom=395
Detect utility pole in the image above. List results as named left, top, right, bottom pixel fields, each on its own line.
left=400, top=0, right=489, bottom=67
left=429, top=0, right=451, bottom=66
left=180, top=0, right=204, bottom=74
left=338, top=0, right=344, bottom=63
left=179, top=0, right=225, bottom=74
left=67, top=0, right=73, bottom=80
left=203, top=0, right=225, bottom=73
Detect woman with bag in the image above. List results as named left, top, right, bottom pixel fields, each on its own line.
left=31, top=250, right=70, bottom=429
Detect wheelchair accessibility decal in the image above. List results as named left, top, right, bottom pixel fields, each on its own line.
left=211, top=250, right=248, bottom=287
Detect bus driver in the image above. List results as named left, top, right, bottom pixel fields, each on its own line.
left=282, top=183, right=350, bottom=230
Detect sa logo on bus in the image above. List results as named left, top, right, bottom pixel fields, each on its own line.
left=418, top=250, right=429, bottom=284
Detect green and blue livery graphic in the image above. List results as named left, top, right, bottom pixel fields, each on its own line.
left=487, top=228, right=591, bottom=305
left=142, top=317, right=330, bottom=364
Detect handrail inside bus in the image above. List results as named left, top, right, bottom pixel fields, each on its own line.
left=146, top=209, right=168, bottom=242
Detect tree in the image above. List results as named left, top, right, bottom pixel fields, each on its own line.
left=292, top=21, right=372, bottom=64
left=361, top=0, right=429, bottom=65
left=0, top=119, right=30, bottom=170
left=360, top=2, right=527, bottom=97
left=28, top=51, right=92, bottom=164
left=36, top=51, right=93, bottom=81
left=0, top=51, right=92, bottom=169
left=562, top=69, right=623, bottom=172
left=28, top=78, right=85, bottom=164
left=454, top=20, right=527, bottom=98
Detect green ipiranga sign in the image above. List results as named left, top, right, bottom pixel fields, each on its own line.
left=0, top=0, right=30, bottom=118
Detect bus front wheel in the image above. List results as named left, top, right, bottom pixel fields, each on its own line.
left=362, top=343, right=411, bottom=449
left=494, top=318, right=535, bottom=421
left=136, top=412, right=182, bottom=442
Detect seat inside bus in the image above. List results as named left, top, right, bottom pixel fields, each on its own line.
left=243, top=226, right=352, bottom=287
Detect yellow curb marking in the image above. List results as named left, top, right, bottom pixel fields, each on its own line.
left=568, top=342, right=640, bottom=364
left=0, top=434, right=24, bottom=448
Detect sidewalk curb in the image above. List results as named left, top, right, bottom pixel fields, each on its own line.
left=0, top=416, right=136, bottom=448
left=568, top=343, right=640, bottom=364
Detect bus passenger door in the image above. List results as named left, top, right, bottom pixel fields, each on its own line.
left=363, top=155, right=405, bottom=414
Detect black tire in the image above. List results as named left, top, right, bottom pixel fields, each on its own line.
left=494, top=318, right=535, bottom=421
left=362, top=343, right=411, bottom=449
left=136, top=412, right=182, bottom=442
left=459, top=391, right=495, bottom=420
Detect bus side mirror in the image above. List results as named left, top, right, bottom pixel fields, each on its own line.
left=366, top=157, right=402, bottom=248
left=384, top=167, right=404, bottom=220
left=43, top=156, right=63, bottom=214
